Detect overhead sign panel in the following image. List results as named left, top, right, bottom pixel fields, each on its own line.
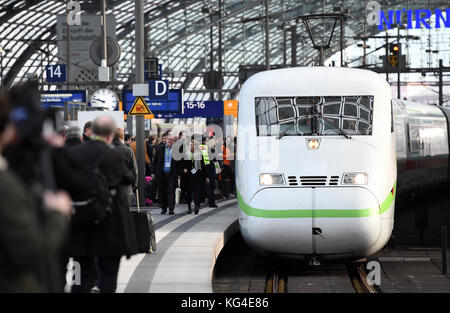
left=148, top=80, right=169, bottom=100
left=41, top=90, right=87, bottom=107
left=122, top=89, right=182, bottom=114
left=153, top=101, right=224, bottom=119
left=56, top=15, right=116, bottom=81
left=45, top=65, right=67, bottom=83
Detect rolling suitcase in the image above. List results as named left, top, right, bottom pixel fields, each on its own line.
left=132, top=189, right=157, bottom=253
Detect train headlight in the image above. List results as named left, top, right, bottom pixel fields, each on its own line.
left=259, top=174, right=285, bottom=185
left=342, top=173, right=368, bottom=185
left=306, top=138, right=321, bottom=150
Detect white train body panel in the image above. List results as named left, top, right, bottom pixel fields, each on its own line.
left=236, top=67, right=396, bottom=260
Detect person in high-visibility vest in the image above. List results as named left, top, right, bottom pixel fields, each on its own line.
left=201, top=137, right=218, bottom=208
left=182, top=138, right=207, bottom=214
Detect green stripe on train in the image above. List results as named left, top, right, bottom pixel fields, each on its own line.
left=237, top=183, right=396, bottom=218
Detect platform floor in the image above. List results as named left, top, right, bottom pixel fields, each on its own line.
left=373, top=247, right=450, bottom=292
left=117, top=198, right=239, bottom=293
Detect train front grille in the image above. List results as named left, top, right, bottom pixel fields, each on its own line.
left=287, top=175, right=340, bottom=186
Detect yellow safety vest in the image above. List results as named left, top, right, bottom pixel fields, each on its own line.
left=199, top=145, right=210, bottom=165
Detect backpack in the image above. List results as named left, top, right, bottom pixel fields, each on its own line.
left=72, top=149, right=114, bottom=228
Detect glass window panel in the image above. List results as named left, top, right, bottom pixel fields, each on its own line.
left=359, top=96, right=372, bottom=109
left=360, top=108, right=370, bottom=121
left=320, top=117, right=340, bottom=134
left=278, top=106, right=295, bottom=121
left=344, top=103, right=358, bottom=117
left=297, top=105, right=313, bottom=117
left=297, top=118, right=313, bottom=135
left=255, top=96, right=373, bottom=136
left=343, top=119, right=358, bottom=133
left=322, top=103, right=341, bottom=115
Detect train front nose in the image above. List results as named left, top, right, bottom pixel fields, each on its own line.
left=239, top=187, right=382, bottom=257
left=312, top=187, right=381, bottom=255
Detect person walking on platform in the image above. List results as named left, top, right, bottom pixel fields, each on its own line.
left=82, top=121, right=92, bottom=142
left=201, top=137, right=218, bottom=208
left=64, top=126, right=83, bottom=149
left=152, top=134, right=180, bottom=215
left=112, top=127, right=137, bottom=207
left=66, top=116, right=138, bottom=293
left=182, top=138, right=207, bottom=214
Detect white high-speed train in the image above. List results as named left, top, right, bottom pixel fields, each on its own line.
left=236, top=67, right=449, bottom=262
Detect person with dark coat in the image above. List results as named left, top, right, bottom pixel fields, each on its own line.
left=65, top=116, right=138, bottom=293
left=0, top=96, right=72, bottom=292
left=181, top=138, right=207, bottom=214
left=82, top=121, right=92, bottom=142
left=151, top=134, right=180, bottom=215
left=112, top=127, right=137, bottom=205
left=64, top=125, right=82, bottom=149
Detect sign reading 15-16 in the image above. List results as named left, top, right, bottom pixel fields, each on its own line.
left=45, top=65, right=67, bottom=83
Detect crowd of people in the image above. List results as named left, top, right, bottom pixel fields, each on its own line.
left=139, top=130, right=236, bottom=215
left=0, top=81, right=235, bottom=293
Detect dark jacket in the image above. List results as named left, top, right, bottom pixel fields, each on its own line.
left=65, top=137, right=82, bottom=149
left=151, top=143, right=181, bottom=181
left=112, top=138, right=138, bottom=193
left=64, top=140, right=138, bottom=257
left=0, top=157, right=68, bottom=292
left=146, top=140, right=156, bottom=164
left=181, top=150, right=206, bottom=178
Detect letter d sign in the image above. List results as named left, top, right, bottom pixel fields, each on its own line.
left=149, top=80, right=169, bottom=100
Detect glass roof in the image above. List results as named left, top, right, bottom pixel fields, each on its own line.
left=0, top=0, right=448, bottom=101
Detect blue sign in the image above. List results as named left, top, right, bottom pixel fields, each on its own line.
left=41, top=90, right=87, bottom=107
left=149, top=80, right=169, bottom=100
left=378, top=8, right=450, bottom=30
left=45, top=65, right=67, bottom=83
left=154, top=101, right=224, bottom=119
left=122, top=89, right=182, bottom=114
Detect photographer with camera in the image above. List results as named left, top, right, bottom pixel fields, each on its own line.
left=0, top=94, right=72, bottom=293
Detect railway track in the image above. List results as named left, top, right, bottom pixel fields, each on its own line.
left=265, top=271, right=288, bottom=293
left=264, top=261, right=379, bottom=293
left=346, top=262, right=379, bottom=293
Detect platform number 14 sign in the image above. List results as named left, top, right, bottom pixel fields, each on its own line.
left=45, top=65, right=67, bottom=83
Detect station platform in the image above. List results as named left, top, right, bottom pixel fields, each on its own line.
left=373, top=247, right=450, bottom=292
left=116, top=198, right=239, bottom=293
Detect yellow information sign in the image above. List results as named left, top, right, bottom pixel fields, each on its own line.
left=128, top=96, right=154, bottom=118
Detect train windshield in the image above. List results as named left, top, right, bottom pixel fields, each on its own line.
left=255, top=96, right=374, bottom=136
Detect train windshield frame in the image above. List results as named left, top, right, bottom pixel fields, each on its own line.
left=255, top=96, right=374, bottom=137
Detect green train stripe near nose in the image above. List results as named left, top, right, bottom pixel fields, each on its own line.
left=237, top=182, right=396, bottom=218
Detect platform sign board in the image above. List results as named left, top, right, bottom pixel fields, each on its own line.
left=148, top=80, right=169, bottom=100
left=224, top=100, right=238, bottom=118
left=122, top=89, right=183, bottom=114
left=41, top=90, right=87, bottom=108
left=56, top=15, right=116, bottom=81
left=154, top=101, right=224, bottom=119
left=45, top=65, right=67, bottom=83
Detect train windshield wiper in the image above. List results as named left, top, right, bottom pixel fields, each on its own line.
left=277, top=123, right=296, bottom=139
left=320, top=116, right=352, bottom=139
